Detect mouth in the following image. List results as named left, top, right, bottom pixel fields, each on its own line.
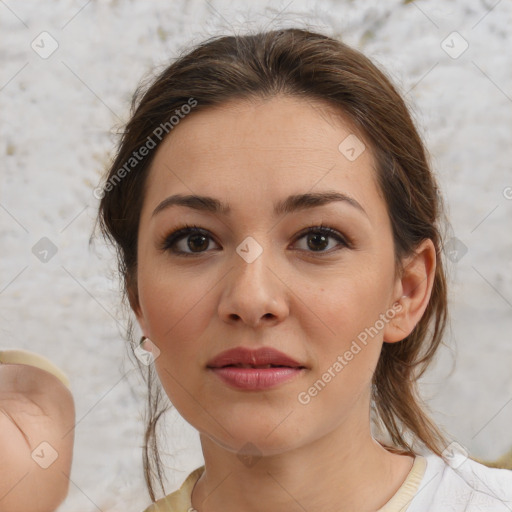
left=217, top=363, right=306, bottom=369
left=209, top=364, right=306, bottom=390
left=206, top=346, right=306, bottom=370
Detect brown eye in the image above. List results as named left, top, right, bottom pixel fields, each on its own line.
left=293, top=226, right=349, bottom=253
left=161, top=225, right=220, bottom=256
left=186, top=233, right=210, bottom=252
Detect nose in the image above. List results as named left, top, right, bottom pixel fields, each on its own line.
left=217, top=245, right=289, bottom=329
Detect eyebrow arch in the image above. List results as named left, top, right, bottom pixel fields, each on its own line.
left=152, top=191, right=368, bottom=218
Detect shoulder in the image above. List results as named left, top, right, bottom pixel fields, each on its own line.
left=408, top=450, right=512, bottom=511
left=142, top=466, right=205, bottom=512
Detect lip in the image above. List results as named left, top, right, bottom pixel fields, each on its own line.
left=207, top=346, right=307, bottom=391
left=206, top=346, right=305, bottom=369
left=210, top=366, right=305, bottom=390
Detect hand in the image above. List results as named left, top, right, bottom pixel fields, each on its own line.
left=0, top=362, right=75, bottom=512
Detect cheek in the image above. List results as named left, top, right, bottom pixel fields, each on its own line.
left=312, top=266, right=393, bottom=339
left=136, top=262, right=214, bottom=356
left=137, top=266, right=212, bottom=412
left=303, top=264, right=394, bottom=391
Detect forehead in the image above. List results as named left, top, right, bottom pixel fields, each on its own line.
left=142, top=95, right=385, bottom=222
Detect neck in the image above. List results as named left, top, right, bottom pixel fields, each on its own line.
left=191, top=417, right=414, bottom=512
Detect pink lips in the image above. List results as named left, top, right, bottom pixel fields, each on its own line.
left=207, top=346, right=306, bottom=390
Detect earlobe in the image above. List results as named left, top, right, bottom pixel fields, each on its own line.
left=383, top=239, right=436, bottom=343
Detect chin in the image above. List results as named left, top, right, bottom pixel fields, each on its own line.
left=201, top=419, right=307, bottom=458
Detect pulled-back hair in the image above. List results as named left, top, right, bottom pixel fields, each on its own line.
left=98, top=27, right=451, bottom=500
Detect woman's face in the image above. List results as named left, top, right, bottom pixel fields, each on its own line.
left=134, top=95, right=403, bottom=456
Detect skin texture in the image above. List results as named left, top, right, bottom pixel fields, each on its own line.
left=0, top=364, right=75, bottom=512
left=133, top=95, right=436, bottom=512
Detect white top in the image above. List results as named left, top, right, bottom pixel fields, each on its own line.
left=144, top=450, right=512, bottom=512
left=405, top=451, right=512, bottom=511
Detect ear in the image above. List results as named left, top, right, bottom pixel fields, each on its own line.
left=383, top=238, right=436, bottom=343
left=126, top=272, right=149, bottom=338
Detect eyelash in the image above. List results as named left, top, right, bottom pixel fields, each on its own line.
left=159, top=223, right=351, bottom=257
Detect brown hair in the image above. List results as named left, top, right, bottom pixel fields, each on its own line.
left=98, top=27, right=451, bottom=500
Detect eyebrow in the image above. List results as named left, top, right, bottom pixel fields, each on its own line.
left=152, top=191, right=368, bottom=218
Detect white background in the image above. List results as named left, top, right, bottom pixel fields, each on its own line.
left=1, top=0, right=511, bottom=510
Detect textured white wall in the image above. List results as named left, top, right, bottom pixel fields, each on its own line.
left=1, top=0, right=511, bottom=510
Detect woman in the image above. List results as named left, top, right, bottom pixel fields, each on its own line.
left=97, top=28, right=512, bottom=511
